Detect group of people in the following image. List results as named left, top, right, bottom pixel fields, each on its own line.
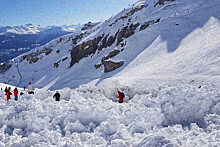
left=1, top=82, right=61, bottom=102
left=2, top=81, right=124, bottom=103
left=2, top=82, right=35, bottom=102
left=4, top=87, right=18, bottom=102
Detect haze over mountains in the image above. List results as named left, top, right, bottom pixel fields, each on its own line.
left=0, top=24, right=82, bottom=63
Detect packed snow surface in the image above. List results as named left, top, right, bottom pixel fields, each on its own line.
left=0, top=82, right=219, bottom=146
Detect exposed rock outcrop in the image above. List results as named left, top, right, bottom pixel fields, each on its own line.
left=117, top=23, right=140, bottom=45
left=56, top=50, right=60, bottom=54
left=62, top=57, right=68, bottom=61
left=70, top=22, right=141, bottom=67
left=102, top=60, right=124, bottom=73
left=0, top=62, right=12, bottom=74
left=81, top=22, right=99, bottom=31
left=102, top=50, right=120, bottom=61
left=140, top=18, right=161, bottom=31
left=154, top=0, right=175, bottom=7
left=94, top=63, right=102, bottom=69
left=95, top=49, right=122, bottom=71
left=21, top=47, right=53, bottom=64
left=109, top=5, right=147, bottom=27
left=57, top=37, right=63, bottom=43
left=70, top=35, right=104, bottom=67
left=70, top=5, right=161, bottom=69
left=72, top=33, right=84, bottom=45
left=54, top=57, right=68, bottom=68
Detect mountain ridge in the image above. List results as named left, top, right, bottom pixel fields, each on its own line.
left=0, top=0, right=219, bottom=90
left=0, top=24, right=83, bottom=63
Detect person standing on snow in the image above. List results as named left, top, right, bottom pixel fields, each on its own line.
left=5, top=87, right=12, bottom=102
left=4, top=87, right=8, bottom=92
left=117, top=90, right=124, bottom=103
left=53, top=91, right=60, bottom=101
left=14, top=88, right=18, bottom=101
left=28, top=82, right=34, bottom=94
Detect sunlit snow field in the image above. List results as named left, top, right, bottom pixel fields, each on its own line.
left=0, top=82, right=219, bottom=146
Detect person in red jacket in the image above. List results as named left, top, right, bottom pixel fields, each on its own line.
left=14, top=88, right=18, bottom=101
left=118, top=91, right=124, bottom=103
left=5, top=87, right=12, bottom=102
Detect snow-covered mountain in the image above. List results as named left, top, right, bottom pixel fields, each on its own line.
left=0, top=23, right=81, bottom=35
left=0, top=0, right=220, bottom=146
left=0, top=0, right=219, bottom=90
left=0, top=24, right=83, bottom=63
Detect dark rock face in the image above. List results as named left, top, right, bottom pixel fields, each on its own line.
left=0, top=62, right=12, bottom=74
left=140, top=18, right=161, bottom=31
left=56, top=50, right=60, bottom=54
left=72, top=33, right=84, bottom=45
left=43, top=48, right=53, bottom=56
left=62, top=57, right=68, bottom=61
left=94, top=49, right=122, bottom=71
left=70, top=5, right=161, bottom=71
left=102, top=50, right=120, bottom=61
left=70, top=22, right=141, bottom=67
left=117, top=23, right=140, bottom=45
left=101, top=32, right=119, bottom=49
left=27, top=56, right=39, bottom=64
left=81, top=22, right=99, bottom=31
left=102, top=60, right=124, bottom=73
left=57, top=37, right=63, bottom=43
left=94, top=63, right=102, bottom=69
left=54, top=62, right=59, bottom=68
left=109, top=5, right=147, bottom=27
left=154, top=0, right=175, bottom=7
left=21, top=47, right=53, bottom=64
left=70, top=35, right=104, bottom=67
left=54, top=57, right=68, bottom=68
left=70, top=31, right=120, bottom=67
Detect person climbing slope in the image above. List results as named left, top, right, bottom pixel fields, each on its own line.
left=14, top=88, right=18, bottom=101
left=5, top=87, right=12, bottom=102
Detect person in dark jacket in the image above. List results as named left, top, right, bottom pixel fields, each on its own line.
left=117, top=91, right=124, bottom=103
left=53, top=91, right=60, bottom=101
left=4, top=87, right=8, bottom=92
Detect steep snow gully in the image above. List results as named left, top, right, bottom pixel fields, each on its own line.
left=0, top=82, right=219, bottom=146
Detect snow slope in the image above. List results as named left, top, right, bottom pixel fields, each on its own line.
left=0, top=82, right=219, bottom=146
left=0, top=0, right=219, bottom=90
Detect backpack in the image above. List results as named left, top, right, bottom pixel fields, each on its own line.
left=121, top=92, right=125, bottom=98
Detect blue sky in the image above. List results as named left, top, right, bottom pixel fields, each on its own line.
left=0, top=0, right=137, bottom=26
